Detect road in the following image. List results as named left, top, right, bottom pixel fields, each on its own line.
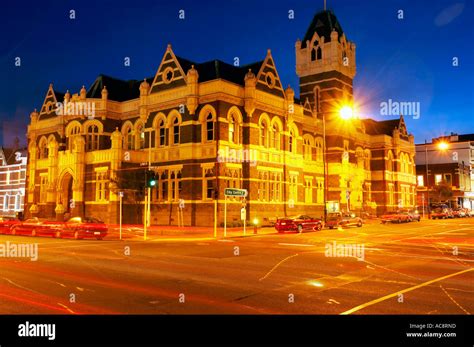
left=0, top=218, right=472, bottom=314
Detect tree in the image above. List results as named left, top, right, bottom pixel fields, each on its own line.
left=433, top=180, right=453, bottom=203
left=109, top=166, right=147, bottom=224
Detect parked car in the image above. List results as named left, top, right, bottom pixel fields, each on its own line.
left=325, top=212, right=363, bottom=229
left=399, top=209, right=421, bottom=222
left=381, top=211, right=410, bottom=224
left=10, top=217, right=57, bottom=237
left=46, top=216, right=108, bottom=240
left=275, top=215, right=323, bottom=233
left=452, top=208, right=467, bottom=218
left=0, top=216, right=21, bottom=234
left=431, top=207, right=449, bottom=219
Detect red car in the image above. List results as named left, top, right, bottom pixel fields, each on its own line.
left=0, top=216, right=21, bottom=234
left=10, top=217, right=57, bottom=237
left=46, top=217, right=108, bottom=240
left=275, top=215, right=323, bottom=233
left=431, top=207, right=449, bottom=219
left=381, top=211, right=410, bottom=224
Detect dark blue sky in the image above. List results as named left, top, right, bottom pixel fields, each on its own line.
left=1, top=0, right=473, bottom=147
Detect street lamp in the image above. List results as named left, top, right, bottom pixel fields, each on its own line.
left=339, top=105, right=354, bottom=120
left=425, top=140, right=449, bottom=218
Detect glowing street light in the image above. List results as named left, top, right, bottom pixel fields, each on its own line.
left=437, top=141, right=449, bottom=151
left=339, top=105, right=354, bottom=120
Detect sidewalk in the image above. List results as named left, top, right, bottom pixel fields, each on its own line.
left=106, top=224, right=277, bottom=241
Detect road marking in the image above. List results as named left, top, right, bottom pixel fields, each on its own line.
left=340, top=267, right=474, bottom=315
left=259, top=253, right=299, bottom=281
left=439, top=285, right=470, bottom=315
left=57, top=303, right=76, bottom=314
left=218, top=239, right=235, bottom=243
left=278, top=243, right=313, bottom=247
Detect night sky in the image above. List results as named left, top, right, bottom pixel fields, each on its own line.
left=1, top=0, right=473, bottom=147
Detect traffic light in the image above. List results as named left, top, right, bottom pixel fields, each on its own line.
left=146, top=170, right=157, bottom=188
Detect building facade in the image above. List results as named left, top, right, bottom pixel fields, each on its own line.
left=24, top=9, right=416, bottom=226
left=415, top=134, right=474, bottom=209
left=0, top=147, right=27, bottom=217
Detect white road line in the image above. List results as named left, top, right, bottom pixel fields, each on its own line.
left=259, top=253, right=299, bottom=281
left=439, top=284, right=470, bottom=315
left=340, top=267, right=474, bottom=315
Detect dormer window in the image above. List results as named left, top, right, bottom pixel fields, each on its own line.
left=312, top=46, right=322, bottom=61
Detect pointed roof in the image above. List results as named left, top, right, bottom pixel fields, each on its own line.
left=362, top=118, right=403, bottom=136
left=301, top=9, right=344, bottom=48
left=87, top=75, right=153, bottom=102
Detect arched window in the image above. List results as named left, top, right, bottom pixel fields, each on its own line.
left=311, top=48, right=317, bottom=61
left=356, top=148, right=364, bottom=168
left=67, top=125, right=81, bottom=151
left=364, top=150, right=371, bottom=170
left=86, top=125, right=99, bottom=151
left=315, top=137, right=324, bottom=161
left=317, top=47, right=322, bottom=60
left=260, top=119, right=268, bottom=147
left=303, top=136, right=314, bottom=160
left=14, top=193, right=21, bottom=211
left=206, top=113, right=214, bottom=141
left=171, top=117, right=180, bottom=145
left=137, top=124, right=145, bottom=150
left=272, top=123, right=281, bottom=150
left=38, top=137, right=48, bottom=159
left=123, top=125, right=133, bottom=150
left=158, top=119, right=166, bottom=147
left=289, top=129, right=296, bottom=153
left=387, top=151, right=394, bottom=172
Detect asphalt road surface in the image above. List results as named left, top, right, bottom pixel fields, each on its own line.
left=0, top=218, right=472, bottom=314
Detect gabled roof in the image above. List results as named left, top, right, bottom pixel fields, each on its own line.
left=0, top=147, right=26, bottom=166
left=301, top=10, right=344, bottom=48
left=87, top=75, right=153, bottom=102
left=175, top=56, right=264, bottom=85
left=362, top=118, right=401, bottom=136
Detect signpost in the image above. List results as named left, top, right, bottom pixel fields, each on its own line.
left=224, top=188, right=248, bottom=237
left=119, top=191, right=124, bottom=241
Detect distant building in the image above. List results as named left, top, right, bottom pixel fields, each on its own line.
left=0, top=147, right=27, bottom=217
left=24, top=9, right=416, bottom=226
left=415, top=134, right=474, bottom=209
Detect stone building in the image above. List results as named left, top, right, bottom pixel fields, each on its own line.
left=24, top=9, right=416, bottom=226
left=0, top=147, right=27, bottom=217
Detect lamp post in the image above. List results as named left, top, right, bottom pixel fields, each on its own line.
left=424, top=139, right=449, bottom=219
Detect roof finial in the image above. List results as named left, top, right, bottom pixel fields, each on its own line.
left=324, top=0, right=327, bottom=11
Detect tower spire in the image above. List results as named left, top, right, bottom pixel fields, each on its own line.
left=324, top=0, right=326, bottom=10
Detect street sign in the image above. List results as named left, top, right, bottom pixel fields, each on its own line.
left=179, top=199, right=185, bottom=209
left=119, top=191, right=124, bottom=198
left=241, top=207, right=246, bottom=221
left=224, top=188, right=248, bottom=197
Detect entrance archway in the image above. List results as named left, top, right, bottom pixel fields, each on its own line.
left=58, top=171, right=74, bottom=213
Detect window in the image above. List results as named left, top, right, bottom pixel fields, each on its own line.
left=170, top=171, right=182, bottom=201
left=86, top=125, right=99, bottom=151
left=229, top=116, right=236, bottom=144
left=3, top=194, right=9, bottom=211
left=435, top=174, right=442, bottom=185
left=316, top=179, right=324, bottom=203
left=289, top=175, right=298, bottom=202
left=272, top=123, right=281, bottom=150
left=315, top=138, right=323, bottom=161
left=206, top=113, right=214, bottom=141
left=260, top=119, right=268, bottom=147
left=67, top=125, right=81, bottom=150
left=38, top=138, right=48, bottom=159
left=203, top=168, right=215, bottom=200
left=124, top=126, right=133, bottom=150
left=303, top=137, right=312, bottom=160
left=417, top=175, right=424, bottom=187
left=317, top=47, right=322, bottom=60
left=305, top=178, right=313, bottom=203
left=95, top=170, right=108, bottom=201
left=39, top=175, right=48, bottom=203
left=158, top=119, right=166, bottom=147
left=444, top=174, right=452, bottom=185
left=171, top=117, right=180, bottom=145
left=386, top=151, right=394, bottom=172
left=14, top=194, right=21, bottom=211
left=136, top=124, right=145, bottom=150
left=161, top=171, right=168, bottom=201
left=289, top=130, right=296, bottom=153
